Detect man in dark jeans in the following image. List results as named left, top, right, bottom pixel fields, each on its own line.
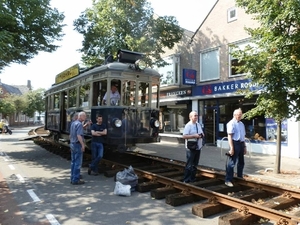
left=88, top=115, right=107, bottom=175
left=182, top=111, right=204, bottom=183
left=225, top=108, right=247, bottom=187
left=70, top=111, right=86, bottom=185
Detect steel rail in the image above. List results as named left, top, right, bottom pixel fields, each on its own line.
left=127, top=151, right=300, bottom=199
left=101, top=158, right=300, bottom=224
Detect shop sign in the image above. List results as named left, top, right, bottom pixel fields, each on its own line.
left=161, top=88, right=192, bottom=99
left=193, top=79, right=260, bottom=95
left=182, top=69, right=196, bottom=85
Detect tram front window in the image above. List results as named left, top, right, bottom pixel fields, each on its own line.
left=139, top=82, right=149, bottom=107
left=122, top=80, right=136, bottom=106
left=92, top=81, right=107, bottom=106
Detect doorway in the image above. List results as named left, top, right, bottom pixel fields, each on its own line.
left=204, top=106, right=219, bottom=145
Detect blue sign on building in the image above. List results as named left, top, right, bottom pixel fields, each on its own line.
left=193, top=79, right=260, bottom=96
left=182, top=69, right=197, bottom=85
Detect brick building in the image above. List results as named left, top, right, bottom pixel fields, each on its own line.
left=158, top=0, right=300, bottom=158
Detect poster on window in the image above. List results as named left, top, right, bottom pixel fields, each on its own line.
left=265, top=118, right=287, bottom=143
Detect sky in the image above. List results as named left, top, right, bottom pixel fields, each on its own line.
left=0, top=0, right=217, bottom=90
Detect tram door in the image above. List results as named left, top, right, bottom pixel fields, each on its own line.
left=203, top=107, right=218, bottom=145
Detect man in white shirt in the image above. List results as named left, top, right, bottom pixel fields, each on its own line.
left=182, top=111, right=204, bottom=183
left=225, top=108, right=246, bottom=187
left=102, top=84, right=120, bottom=105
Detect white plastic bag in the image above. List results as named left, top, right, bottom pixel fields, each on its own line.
left=113, top=181, right=131, bottom=196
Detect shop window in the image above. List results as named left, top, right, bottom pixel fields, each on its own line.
left=200, top=48, right=220, bottom=81
left=265, top=118, right=288, bottom=143
left=227, top=7, right=237, bottom=23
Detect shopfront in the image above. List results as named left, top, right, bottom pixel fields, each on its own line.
left=194, top=79, right=266, bottom=145
left=159, top=87, right=192, bottom=134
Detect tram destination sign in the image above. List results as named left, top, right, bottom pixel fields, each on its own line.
left=55, top=64, right=80, bottom=84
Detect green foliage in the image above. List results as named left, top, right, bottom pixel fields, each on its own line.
left=23, top=89, right=45, bottom=117
left=0, top=0, right=65, bottom=71
left=234, top=0, right=300, bottom=122
left=0, top=89, right=44, bottom=119
left=73, top=0, right=183, bottom=67
left=0, top=94, right=15, bottom=116
left=10, top=94, right=26, bottom=116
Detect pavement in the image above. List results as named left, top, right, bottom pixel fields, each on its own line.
left=0, top=127, right=300, bottom=225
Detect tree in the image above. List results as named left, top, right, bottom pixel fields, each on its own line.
left=4, top=94, right=27, bottom=125
left=234, top=0, right=300, bottom=173
left=0, top=0, right=65, bottom=72
left=23, top=89, right=45, bottom=123
left=73, top=0, right=183, bottom=66
left=0, top=94, right=15, bottom=118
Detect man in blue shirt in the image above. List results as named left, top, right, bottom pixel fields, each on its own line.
left=88, top=115, right=107, bottom=175
left=225, top=108, right=247, bottom=187
left=70, top=111, right=86, bottom=185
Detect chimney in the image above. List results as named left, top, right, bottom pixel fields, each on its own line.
left=27, top=80, right=32, bottom=90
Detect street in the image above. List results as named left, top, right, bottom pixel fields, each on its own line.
left=0, top=127, right=219, bottom=225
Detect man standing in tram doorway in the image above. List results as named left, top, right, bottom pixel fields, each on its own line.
left=182, top=111, right=204, bottom=183
left=225, top=108, right=247, bottom=187
left=70, top=111, right=86, bottom=185
left=88, top=115, right=107, bottom=176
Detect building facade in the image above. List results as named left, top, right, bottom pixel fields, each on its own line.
left=157, top=0, right=300, bottom=158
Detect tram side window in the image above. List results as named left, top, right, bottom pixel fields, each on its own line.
left=92, top=81, right=107, bottom=106
left=69, top=88, right=77, bottom=108
left=151, top=84, right=159, bottom=109
left=139, top=82, right=149, bottom=107
left=79, top=84, right=90, bottom=107
left=49, top=95, right=54, bottom=110
left=122, top=80, right=136, bottom=106
left=54, top=94, right=60, bottom=109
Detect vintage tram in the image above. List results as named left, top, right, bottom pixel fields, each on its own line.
left=44, top=49, right=160, bottom=152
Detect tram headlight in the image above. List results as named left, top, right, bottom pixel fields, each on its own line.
left=150, top=119, right=160, bottom=128
left=135, top=59, right=147, bottom=71
left=112, top=118, right=122, bottom=128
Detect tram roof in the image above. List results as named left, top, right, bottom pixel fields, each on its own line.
left=48, top=61, right=160, bottom=91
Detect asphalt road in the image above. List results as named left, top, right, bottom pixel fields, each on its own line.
left=0, top=127, right=220, bottom=225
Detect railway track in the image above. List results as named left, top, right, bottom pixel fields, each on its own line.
left=30, top=127, right=300, bottom=225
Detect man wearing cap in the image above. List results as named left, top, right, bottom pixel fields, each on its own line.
left=102, top=84, right=120, bottom=105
